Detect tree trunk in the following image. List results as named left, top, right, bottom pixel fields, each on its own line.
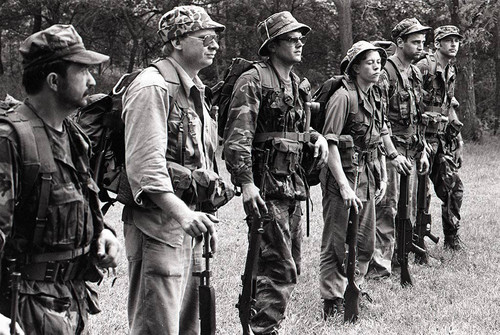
left=449, top=0, right=482, bottom=140
left=0, top=30, right=4, bottom=75
left=32, top=2, right=42, bottom=33
left=333, top=0, right=353, bottom=56
left=495, top=7, right=500, bottom=126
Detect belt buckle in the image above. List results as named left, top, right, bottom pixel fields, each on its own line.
left=43, top=261, right=60, bottom=282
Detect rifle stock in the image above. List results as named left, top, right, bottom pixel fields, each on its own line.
left=195, top=232, right=216, bottom=335
left=344, top=207, right=360, bottom=322
left=396, top=174, right=425, bottom=287
left=415, top=174, right=439, bottom=247
left=8, top=260, right=20, bottom=335
left=237, top=214, right=264, bottom=335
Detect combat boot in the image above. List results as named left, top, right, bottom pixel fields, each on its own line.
left=444, top=234, right=463, bottom=250
left=323, top=298, right=344, bottom=320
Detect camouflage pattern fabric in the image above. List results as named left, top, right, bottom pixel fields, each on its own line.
left=391, top=17, right=431, bottom=40
left=249, top=199, right=302, bottom=334
left=0, top=103, right=104, bottom=334
left=434, top=25, right=463, bottom=41
left=157, top=5, right=225, bottom=43
left=416, top=53, right=463, bottom=237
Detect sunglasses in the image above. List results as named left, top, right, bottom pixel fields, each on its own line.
left=187, top=34, right=219, bottom=47
left=278, top=36, right=306, bottom=45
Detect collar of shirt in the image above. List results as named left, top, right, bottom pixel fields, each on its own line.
left=167, top=57, right=206, bottom=102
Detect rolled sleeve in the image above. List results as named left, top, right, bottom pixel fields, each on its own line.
left=322, top=89, right=350, bottom=145
left=122, top=72, right=174, bottom=206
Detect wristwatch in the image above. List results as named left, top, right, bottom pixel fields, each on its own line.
left=387, top=151, right=399, bottom=160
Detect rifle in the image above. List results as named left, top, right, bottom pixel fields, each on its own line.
left=396, top=174, right=426, bottom=287
left=236, top=149, right=269, bottom=335
left=344, top=167, right=360, bottom=323
left=194, top=232, right=216, bottom=335
left=6, top=258, right=20, bottom=335
left=415, top=174, right=439, bottom=262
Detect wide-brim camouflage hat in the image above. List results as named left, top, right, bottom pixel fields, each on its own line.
left=391, top=18, right=431, bottom=40
left=435, top=25, right=463, bottom=41
left=19, top=24, right=109, bottom=69
left=340, top=41, right=387, bottom=74
left=158, top=5, right=225, bottom=43
left=257, top=11, right=311, bottom=56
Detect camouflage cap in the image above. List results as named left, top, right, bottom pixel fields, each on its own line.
left=257, top=11, right=311, bottom=56
left=158, top=5, right=225, bottom=43
left=391, top=18, right=431, bottom=41
left=435, top=25, right=463, bottom=41
left=340, top=41, right=387, bottom=74
left=19, top=24, right=109, bottom=69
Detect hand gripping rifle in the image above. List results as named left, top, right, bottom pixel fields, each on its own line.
left=236, top=149, right=269, bottom=335
left=396, top=174, right=426, bottom=287
left=344, top=165, right=360, bottom=323
left=194, top=232, right=216, bottom=335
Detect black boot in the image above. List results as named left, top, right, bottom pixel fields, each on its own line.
left=323, top=298, right=344, bottom=320
left=444, top=234, right=463, bottom=250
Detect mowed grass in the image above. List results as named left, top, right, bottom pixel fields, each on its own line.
left=89, top=137, right=500, bottom=335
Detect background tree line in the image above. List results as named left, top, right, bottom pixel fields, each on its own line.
left=0, top=0, right=498, bottom=140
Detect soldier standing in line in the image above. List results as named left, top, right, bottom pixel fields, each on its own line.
left=415, top=25, right=465, bottom=254
left=0, top=24, right=120, bottom=334
left=223, top=11, right=328, bottom=335
left=368, top=18, right=430, bottom=279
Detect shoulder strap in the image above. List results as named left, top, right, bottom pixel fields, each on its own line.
left=253, top=61, right=280, bottom=89
left=342, top=78, right=359, bottom=116
left=385, top=58, right=403, bottom=85
left=151, top=58, right=188, bottom=165
left=5, top=103, right=57, bottom=247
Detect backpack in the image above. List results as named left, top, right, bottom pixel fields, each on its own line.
left=212, top=58, right=275, bottom=139
left=310, top=75, right=358, bottom=134
left=74, top=59, right=181, bottom=213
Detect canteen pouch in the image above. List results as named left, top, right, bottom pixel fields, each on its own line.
left=338, top=135, right=355, bottom=172
left=192, top=168, right=235, bottom=212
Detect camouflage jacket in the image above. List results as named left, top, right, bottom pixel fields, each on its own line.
left=0, top=101, right=104, bottom=261
left=223, top=60, right=319, bottom=190
left=416, top=52, right=457, bottom=113
left=378, top=55, right=424, bottom=142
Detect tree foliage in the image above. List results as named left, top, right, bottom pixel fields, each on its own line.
left=0, top=0, right=498, bottom=139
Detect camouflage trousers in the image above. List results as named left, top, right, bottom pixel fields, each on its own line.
left=249, top=199, right=302, bottom=335
left=0, top=278, right=92, bottom=335
left=319, top=169, right=376, bottom=300
left=427, top=139, right=463, bottom=236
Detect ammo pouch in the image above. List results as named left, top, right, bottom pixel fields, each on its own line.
left=269, top=138, right=302, bottom=176
left=398, top=90, right=411, bottom=125
left=422, top=111, right=448, bottom=136
left=192, top=168, right=235, bottom=212
left=445, top=118, right=463, bottom=140
left=338, top=135, right=356, bottom=172
left=254, top=138, right=308, bottom=201
left=166, top=161, right=195, bottom=203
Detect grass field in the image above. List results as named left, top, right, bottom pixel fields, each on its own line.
left=90, top=136, right=500, bottom=335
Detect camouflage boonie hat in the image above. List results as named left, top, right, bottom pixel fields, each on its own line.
left=340, top=41, right=387, bottom=74
left=435, top=25, right=463, bottom=41
left=158, top=5, right=225, bottom=43
left=391, top=18, right=431, bottom=41
left=19, top=24, right=109, bottom=69
left=257, top=11, right=311, bottom=56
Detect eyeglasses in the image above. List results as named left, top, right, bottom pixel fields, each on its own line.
left=278, top=36, right=306, bottom=45
left=187, top=34, right=219, bottom=47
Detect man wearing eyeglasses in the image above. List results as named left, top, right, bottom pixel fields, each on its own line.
left=223, top=11, right=328, bottom=335
left=121, top=5, right=225, bottom=334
